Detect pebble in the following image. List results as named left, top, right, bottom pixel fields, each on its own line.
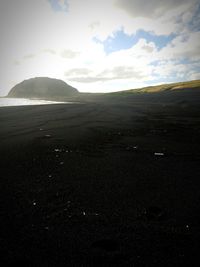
left=154, top=152, right=164, bottom=156
left=139, top=206, right=165, bottom=221
left=54, top=149, right=62, bottom=152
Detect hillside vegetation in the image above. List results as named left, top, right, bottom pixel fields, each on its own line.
left=119, top=80, right=200, bottom=94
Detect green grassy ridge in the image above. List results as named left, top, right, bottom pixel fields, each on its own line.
left=113, top=80, right=200, bottom=95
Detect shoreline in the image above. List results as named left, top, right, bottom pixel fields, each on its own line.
left=0, top=97, right=74, bottom=108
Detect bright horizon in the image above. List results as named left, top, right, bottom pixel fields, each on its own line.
left=0, top=0, right=200, bottom=96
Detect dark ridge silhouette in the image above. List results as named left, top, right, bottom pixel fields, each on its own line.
left=7, top=77, right=79, bottom=99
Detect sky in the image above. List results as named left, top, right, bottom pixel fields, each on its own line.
left=0, top=0, right=200, bottom=95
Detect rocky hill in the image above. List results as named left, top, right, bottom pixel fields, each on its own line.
left=7, top=77, right=79, bottom=99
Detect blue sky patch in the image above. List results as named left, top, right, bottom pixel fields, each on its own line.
left=94, top=29, right=176, bottom=55
left=148, top=58, right=200, bottom=85
left=48, top=0, right=68, bottom=12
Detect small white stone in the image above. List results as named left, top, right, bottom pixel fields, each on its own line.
left=55, top=149, right=62, bottom=152
left=154, top=152, right=164, bottom=156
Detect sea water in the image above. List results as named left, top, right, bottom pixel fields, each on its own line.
left=0, top=98, right=68, bottom=107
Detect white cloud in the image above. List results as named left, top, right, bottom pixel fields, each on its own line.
left=61, top=49, right=80, bottom=59
left=156, top=31, right=200, bottom=62
left=113, top=0, right=199, bottom=36
left=189, top=72, right=200, bottom=80
left=65, top=68, right=92, bottom=76
left=0, top=0, right=199, bottom=95
left=42, top=49, right=56, bottom=55
left=58, top=0, right=67, bottom=10
left=115, top=0, right=194, bottom=18
left=68, top=66, right=145, bottom=83
left=23, top=54, right=36, bottom=60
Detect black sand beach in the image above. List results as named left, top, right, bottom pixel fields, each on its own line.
left=1, top=90, right=200, bottom=266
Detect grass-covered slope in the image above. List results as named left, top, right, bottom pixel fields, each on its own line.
left=115, top=80, right=200, bottom=94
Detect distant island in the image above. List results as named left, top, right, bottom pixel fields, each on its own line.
left=7, top=77, right=79, bottom=99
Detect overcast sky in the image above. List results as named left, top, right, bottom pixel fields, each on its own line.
left=0, top=0, right=200, bottom=95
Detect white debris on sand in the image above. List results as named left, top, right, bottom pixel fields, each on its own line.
left=154, top=152, right=164, bottom=156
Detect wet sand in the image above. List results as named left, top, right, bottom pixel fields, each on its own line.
left=1, top=91, right=200, bottom=266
